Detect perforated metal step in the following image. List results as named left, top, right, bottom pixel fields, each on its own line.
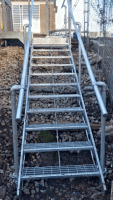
left=21, top=164, right=99, bottom=180
left=23, top=141, right=93, bottom=153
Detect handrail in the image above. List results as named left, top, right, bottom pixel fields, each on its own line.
left=16, top=0, right=34, bottom=122
left=61, top=0, right=66, bottom=8
left=66, top=0, right=108, bottom=117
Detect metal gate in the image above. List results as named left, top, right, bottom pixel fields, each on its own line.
left=12, top=4, right=40, bottom=33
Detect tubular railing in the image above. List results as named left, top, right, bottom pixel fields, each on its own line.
left=59, top=0, right=80, bottom=37
left=16, top=0, right=34, bottom=122
left=11, top=0, right=108, bottom=186
left=61, top=0, right=108, bottom=174
left=65, top=0, right=107, bottom=117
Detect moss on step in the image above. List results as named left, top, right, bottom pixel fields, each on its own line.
left=37, top=130, right=55, bottom=143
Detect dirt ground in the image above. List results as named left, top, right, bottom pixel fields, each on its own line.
left=0, top=44, right=113, bottom=200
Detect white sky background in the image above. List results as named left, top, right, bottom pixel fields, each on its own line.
left=55, top=0, right=112, bottom=33
left=55, top=0, right=84, bottom=31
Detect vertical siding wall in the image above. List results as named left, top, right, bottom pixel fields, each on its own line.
left=40, top=4, right=46, bottom=34
left=49, top=3, right=55, bottom=31
left=40, top=2, right=55, bottom=34
left=1, top=0, right=13, bottom=32
left=0, top=1, right=55, bottom=34
left=5, top=5, right=12, bottom=31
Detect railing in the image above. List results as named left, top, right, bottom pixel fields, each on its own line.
left=10, top=0, right=34, bottom=181
left=10, top=0, right=108, bottom=184
left=65, top=0, right=107, bottom=117
left=61, top=0, right=108, bottom=173
left=16, top=0, right=34, bottom=122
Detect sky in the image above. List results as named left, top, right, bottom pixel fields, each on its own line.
left=55, top=0, right=84, bottom=31
left=55, top=0, right=113, bottom=33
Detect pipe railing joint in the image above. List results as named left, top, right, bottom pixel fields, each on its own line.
left=11, top=85, right=21, bottom=93
left=97, top=81, right=107, bottom=91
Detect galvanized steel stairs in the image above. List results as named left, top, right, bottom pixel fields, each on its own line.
left=17, top=37, right=106, bottom=195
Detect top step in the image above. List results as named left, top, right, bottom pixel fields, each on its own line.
left=33, top=36, right=68, bottom=46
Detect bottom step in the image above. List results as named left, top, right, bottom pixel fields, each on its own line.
left=21, top=164, right=99, bottom=180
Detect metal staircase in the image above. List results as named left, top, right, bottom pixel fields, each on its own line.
left=16, top=36, right=105, bottom=195
left=11, top=0, right=108, bottom=196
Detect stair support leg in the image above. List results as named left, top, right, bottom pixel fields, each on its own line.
left=11, top=85, right=20, bottom=184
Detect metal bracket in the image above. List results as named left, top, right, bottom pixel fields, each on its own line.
left=12, top=173, right=18, bottom=186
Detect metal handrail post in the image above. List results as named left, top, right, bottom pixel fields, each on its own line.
left=68, top=0, right=72, bottom=45
left=11, top=85, right=20, bottom=182
left=97, top=82, right=107, bottom=172
left=65, top=6, right=67, bottom=36
left=23, top=24, right=29, bottom=51
left=87, top=0, right=90, bottom=50
left=61, top=1, right=67, bottom=36
left=66, top=0, right=108, bottom=117
left=78, top=23, right=81, bottom=85
left=28, top=0, right=30, bottom=22
left=63, top=5, right=67, bottom=36
left=16, top=0, right=34, bottom=122
left=81, top=81, right=107, bottom=172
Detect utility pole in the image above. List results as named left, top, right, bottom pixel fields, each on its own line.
left=84, top=0, right=90, bottom=50
left=103, top=0, right=106, bottom=37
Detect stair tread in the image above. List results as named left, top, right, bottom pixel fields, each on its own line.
left=27, top=107, right=84, bottom=114
left=26, top=123, right=88, bottom=131
left=24, top=141, right=93, bottom=153
left=30, top=72, right=75, bottom=76
left=33, top=49, right=69, bottom=52
left=31, top=64, right=73, bottom=67
left=21, top=164, right=99, bottom=180
left=29, top=94, right=80, bottom=99
left=33, top=37, right=67, bottom=45
left=32, top=56, right=71, bottom=59
left=30, top=83, right=77, bottom=87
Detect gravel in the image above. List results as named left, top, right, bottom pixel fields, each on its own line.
left=0, top=45, right=113, bottom=199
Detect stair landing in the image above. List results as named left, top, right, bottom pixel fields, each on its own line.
left=33, top=36, right=67, bottom=46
